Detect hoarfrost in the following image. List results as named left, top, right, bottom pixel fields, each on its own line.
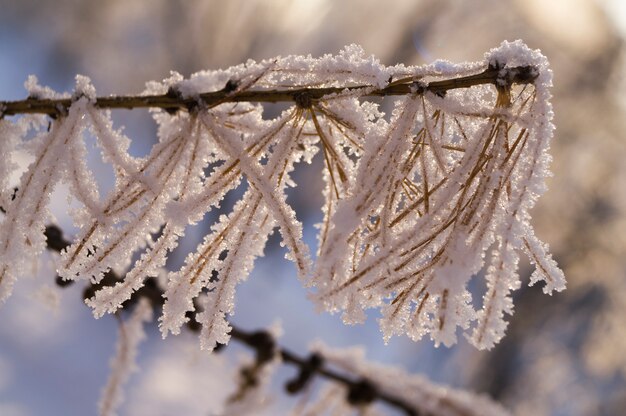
left=0, top=41, right=564, bottom=352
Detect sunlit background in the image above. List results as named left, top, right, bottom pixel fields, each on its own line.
left=1, top=0, right=626, bottom=415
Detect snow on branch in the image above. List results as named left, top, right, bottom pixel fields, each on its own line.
left=0, top=40, right=564, bottom=353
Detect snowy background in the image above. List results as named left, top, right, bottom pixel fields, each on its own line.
left=1, top=1, right=626, bottom=415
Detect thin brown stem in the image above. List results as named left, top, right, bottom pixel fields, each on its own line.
left=0, top=65, right=537, bottom=117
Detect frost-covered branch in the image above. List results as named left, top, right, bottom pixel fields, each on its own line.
left=0, top=41, right=565, bottom=355
left=0, top=65, right=537, bottom=118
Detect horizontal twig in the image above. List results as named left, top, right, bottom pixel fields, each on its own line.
left=1, top=65, right=537, bottom=117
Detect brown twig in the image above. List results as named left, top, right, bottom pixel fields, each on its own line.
left=1, top=65, right=537, bottom=118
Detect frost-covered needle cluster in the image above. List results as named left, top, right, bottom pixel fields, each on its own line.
left=0, top=40, right=564, bottom=351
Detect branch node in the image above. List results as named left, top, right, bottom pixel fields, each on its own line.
left=223, top=79, right=239, bottom=94
left=165, top=87, right=184, bottom=114
left=294, top=91, right=313, bottom=109
left=512, top=65, right=539, bottom=84
left=496, top=65, right=539, bottom=89
left=347, top=379, right=378, bottom=406
left=248, top=330, right=276, bottom=364
left=488, top=58, right=505, bottom=71
left=285, top=353, right=323, bottom=394
left=410, top=80, right=428, bottom=95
